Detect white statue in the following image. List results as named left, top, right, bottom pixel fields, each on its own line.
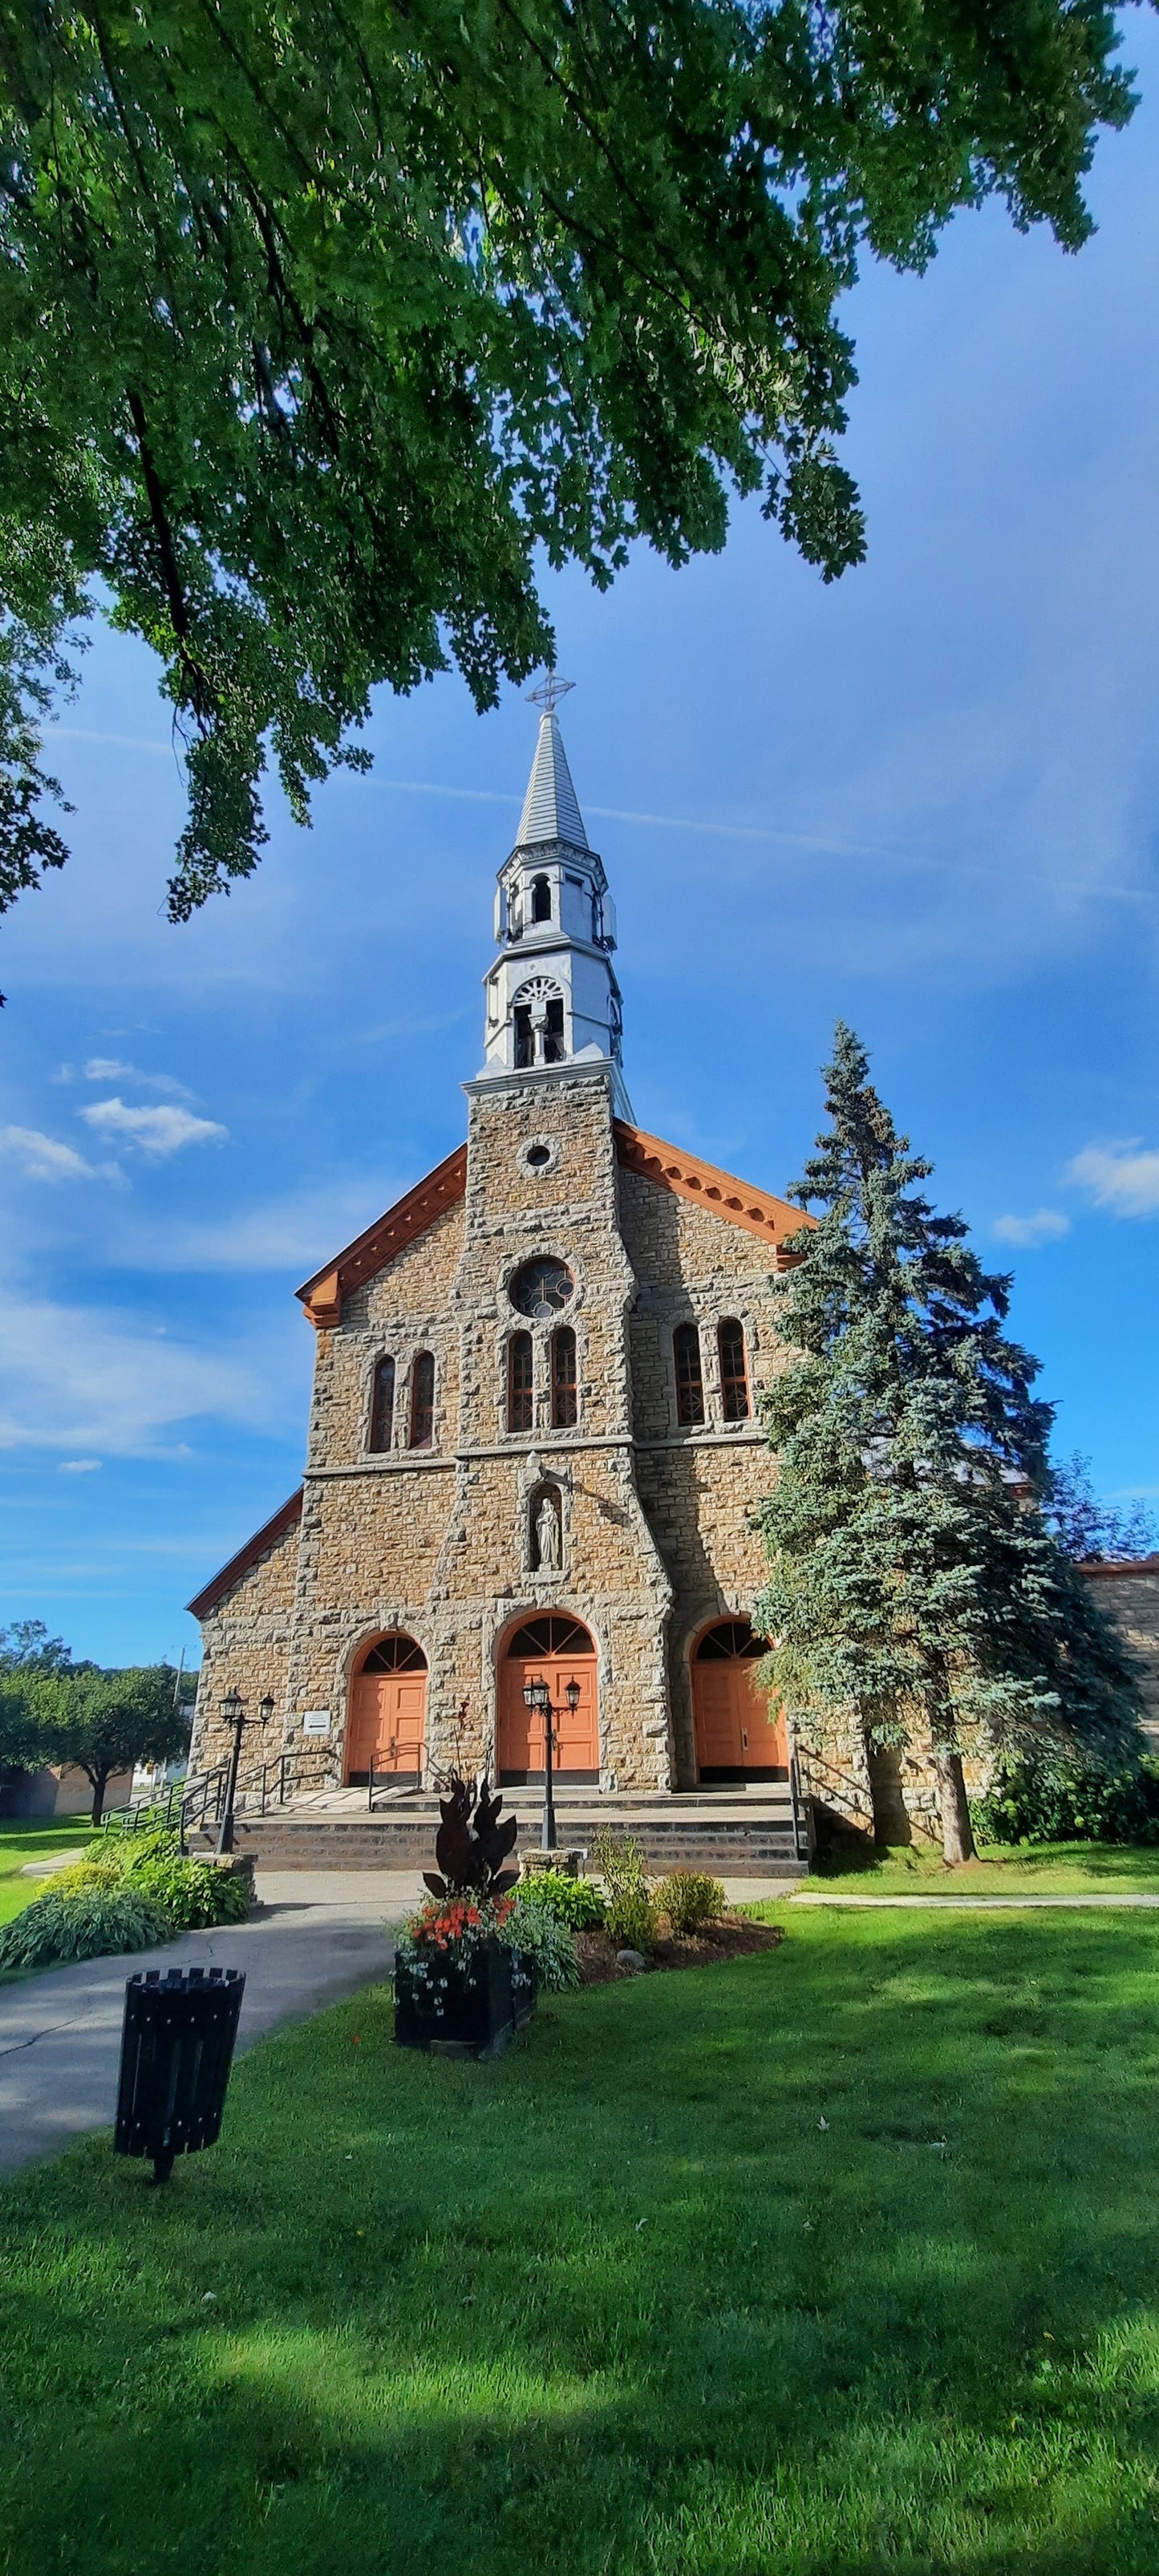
left=534, top=1491, right=561, bottom=1572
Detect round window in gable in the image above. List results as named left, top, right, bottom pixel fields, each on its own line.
left=509, top=1257, right=574, bottom=1319
left=526, top=1144, right=551, bottom=1168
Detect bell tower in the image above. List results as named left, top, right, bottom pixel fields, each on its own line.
left=477, top=676, right=632, bottom=1118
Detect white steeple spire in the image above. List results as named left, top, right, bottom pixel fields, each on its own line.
left=476, top=679, right=631, bottom=1118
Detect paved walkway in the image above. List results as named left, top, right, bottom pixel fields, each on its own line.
left=0, top=1870, right=410, bottom=2178
left=792, top=1889, right=1159, bottom=1908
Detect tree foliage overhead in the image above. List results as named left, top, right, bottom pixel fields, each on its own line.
left=1047, top=1450, right=1158, bottom=1564
left=756, top=1024, right=1143, bottom=1863
left=0, top=0, right=1136, bottom=918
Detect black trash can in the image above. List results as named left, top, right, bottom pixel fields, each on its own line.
left=115, top=1965, right=245, bottom=2183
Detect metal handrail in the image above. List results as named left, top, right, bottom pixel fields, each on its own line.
left=101, top=1778, right=186, bottom=1838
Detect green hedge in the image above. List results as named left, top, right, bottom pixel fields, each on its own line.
left=0, top=1832, right=249, bottom=1974
left=973, top=1749, right=1159, bottom=1846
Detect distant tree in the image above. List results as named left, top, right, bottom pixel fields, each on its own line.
left=756, top=1025, right=1143, bottom=1864
left=0, top=1620, right=74, bottom=1673
left=1047, top=1454, right=1158, bottom=1565
left=0, top=0, right=1136, bottom=919
left=0, top=1623, right=77, bottom=1785
left=49, top=1667, right=191, bottom=1823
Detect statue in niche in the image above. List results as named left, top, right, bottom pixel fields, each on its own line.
left=532, top=1487, right=562, bottom=1573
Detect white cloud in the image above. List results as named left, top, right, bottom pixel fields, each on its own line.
left=59, top=1458, right=102, bottom=1474
left=1067, top=1142, right=1159, bottom=1219
left=78, top=1097, right=228, bottom=1157
left=992, top=1208, right=1071, bottom=1249
left=112, top=1178, right=393, bottom=1273
left=0, top=1126, right=95, bottom=1183
left=83, top=1058, right=197, bottom=1101
left=0, top=1297, right=265, bottom=1455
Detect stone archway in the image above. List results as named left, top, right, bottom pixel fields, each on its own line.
left=498, top=1613, right=598, bottom=1784
left=691, top=1620, right=786, bottom=1782
left=345, top=1633, right=428, bottom=1786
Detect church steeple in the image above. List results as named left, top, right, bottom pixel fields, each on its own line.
left=477, top=679, right=631, bottom=1118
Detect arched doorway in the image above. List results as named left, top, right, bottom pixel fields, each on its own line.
left=499, top=1614, right=598, bottom=1784
left=691, top=1621, right=786, bottom=1782
left=345, top=1634, right=428, bottom=1786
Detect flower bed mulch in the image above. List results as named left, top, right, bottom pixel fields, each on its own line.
left=576, top=1915, right=784, bottom=1986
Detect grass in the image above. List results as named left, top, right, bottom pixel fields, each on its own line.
left=6, top=1911, right=1159, bottom=2572
left=797, top=1835, right=1159, bottom=1895
left=0, top=1817, right=96, bottom=1927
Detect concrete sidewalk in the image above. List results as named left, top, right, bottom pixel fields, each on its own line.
left=0, top=1870, right=409, bottom=2178
left=792, top=1889, right=1159, bottom=1908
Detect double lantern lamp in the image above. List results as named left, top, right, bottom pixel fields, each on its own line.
left=521, top=1672, right=581, bottom=1852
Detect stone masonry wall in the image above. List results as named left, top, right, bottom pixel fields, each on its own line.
left=190, top=1512, right=301, bottom=1776
left=618, top=1167, right=788, bottom=1786
left=1080, top=1563, right=1159, bottom=1746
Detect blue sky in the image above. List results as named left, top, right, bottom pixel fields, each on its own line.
left=2, top=19, right=1157, bottom=1670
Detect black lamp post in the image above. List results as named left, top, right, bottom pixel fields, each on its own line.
left=217, top=1689, right=274, bottom=1856
left=521, top=1673, right=582, bottom=1852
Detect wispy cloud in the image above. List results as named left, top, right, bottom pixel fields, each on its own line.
left=78, top=1098, right=228, bottom=1157
left=0, top=1296, right=265, bottom=1455
left=992, top=1208, right=1071, bottom=1249
left=112, top=1178, right=391, bottom=1274
left=1067, top=1142, right=1159, bottom=1219
left=59, top=1458, right=102, bottom=1474
left=83, top=1058, right=197, bottom=1101
left=0, top=1126, right=96, bottom=1183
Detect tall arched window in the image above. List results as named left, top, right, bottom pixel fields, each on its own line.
left=551, top=1325, right=577, bottom=1428
left=409, top=1352, right=435, bottom=1449
left=718, top=1320, right=750, bottom=1421
left=673, top=1321, right=705, bottom=1426
left=369, top=1356, right=395, bottom=1452
left=508, top=1331, right=534, bottom=1433
left=532, top=874, right=552, bottom=922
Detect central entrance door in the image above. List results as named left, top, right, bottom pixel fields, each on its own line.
left=499, top=1614, right=598, bottom=1784
left=346, top=1633, right=428, bottom=1786
left=691, top=1621, right=787, bottom=1781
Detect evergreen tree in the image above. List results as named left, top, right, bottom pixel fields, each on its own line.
left=756, top=1025, right=1142, bottom=1864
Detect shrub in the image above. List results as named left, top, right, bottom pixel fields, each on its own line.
left=974, top=1749, right=1159, bottom=1847
left=593, top=1828, right=659, bottom=1953
left=657, top=1870, right=727, bottom=1934
left=499, top=1898, right=580, bottom=1992
left=516, top=1868, right=606, bottom=1930
left=0, top=1885, right=170, bottom=1972
left=120, top=1834, right=250, bottom=1929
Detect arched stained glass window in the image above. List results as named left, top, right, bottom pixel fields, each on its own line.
left=369, top=1355, right=395, bottom=1452
left=361, top=1633, right=428, bottom=1673
left=718, top=1319, right=750, bottom=1421
left=551, top=1325, right=577, bottom=1428
left=673, top=1321, right=705, bottom=1426
left=509, top=1331, right=534, bottom=1433
left=409, top=1351, right=435, bottom=1449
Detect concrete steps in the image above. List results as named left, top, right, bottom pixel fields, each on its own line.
left=196, top=1787, right=808, bottom=1880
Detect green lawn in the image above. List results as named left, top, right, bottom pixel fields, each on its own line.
left=6, top=1911, right=1159, bottom=2572
left=0, top=1817, right=96, bottom=1926
left=798, top=1835, right=1159, bottom=1896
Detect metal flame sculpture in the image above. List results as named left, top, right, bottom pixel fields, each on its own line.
left=423, top=1772, right=519, bottom=1903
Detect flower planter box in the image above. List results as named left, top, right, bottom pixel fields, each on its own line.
left=394, top=1935, right=536, bottom=2059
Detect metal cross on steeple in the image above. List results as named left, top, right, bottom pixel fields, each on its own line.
left=527, top=671, right=574, bottom=716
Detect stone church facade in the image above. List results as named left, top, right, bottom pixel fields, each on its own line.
left=188, top=692, right=814, bottom=1803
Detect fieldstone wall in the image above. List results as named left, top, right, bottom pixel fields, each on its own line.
left=190, top=1511, right=301, bottom=1775
left=1080, top=1561, right=1159, bottom=1746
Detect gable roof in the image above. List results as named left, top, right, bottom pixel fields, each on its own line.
left=186, top=1488, right=303, bottom=1621
left=295, top=1143, right=468, bottom=1328
left=614, top=1122, right=815, bottom=1262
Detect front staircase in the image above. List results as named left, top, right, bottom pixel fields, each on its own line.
left=189, top=1779, right=810, bottom=1880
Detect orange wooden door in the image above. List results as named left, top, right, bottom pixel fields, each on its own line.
left=499, top=1654, right=598, bottom=1779
left=692, top=1630, right=785, bottom=1775
left=346, top=1673, right=426, bottom=1779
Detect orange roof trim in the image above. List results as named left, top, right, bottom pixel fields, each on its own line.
left=295, top=1142, right=468, bottom=1329
left=1078, top=1555, right=1159, bottom=1581
left=187, top=1488, right=303, bottom=1621
left=614, top=1122, right=814, bottom=1263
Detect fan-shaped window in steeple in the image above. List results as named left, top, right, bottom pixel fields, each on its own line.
left=532, top=874, right=552, bottom=923
left=508, top=1331, right=534, bottom=1433
left=673, top=1322, right=705, bottom=1426
left=409, top=1352, right=435, bottom=1449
